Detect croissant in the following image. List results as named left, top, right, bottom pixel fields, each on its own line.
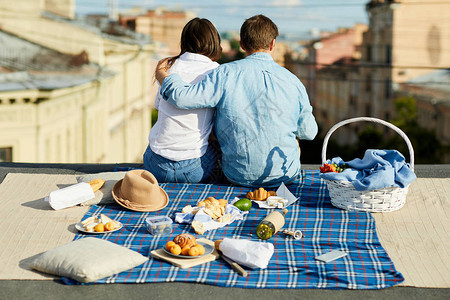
left=246, top=188, right=276, bottom=201
left=173, top=233, right=197, bottom=248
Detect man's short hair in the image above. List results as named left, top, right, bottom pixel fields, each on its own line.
left=240, top=15, right=279, bottom=52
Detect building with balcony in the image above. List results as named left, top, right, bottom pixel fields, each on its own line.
left=0, top=0, right=160, bottom=163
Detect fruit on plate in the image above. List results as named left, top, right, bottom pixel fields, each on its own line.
left=166, top=241, right=176, bottom=251
left=188, top=246, right=200, bottom=256
left=94, top=223, right=105, bottom=232
left=246, top=188, right=276, bottom=201
left=104, top=222, right=115, bottom=231
left=165, top=233, right=204, bottom=256
left=80, top=213, right=121, bottom=232
left=181, top=246, right=191, bottom=256
left=88, top=178, right=105, bottom=192
left=233, top=198, right=252, bottom=211
left=194, top=244, right=205, bottom=255
left=169, top=244, right=181, bottom=255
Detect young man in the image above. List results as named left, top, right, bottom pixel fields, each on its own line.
left=155, top=15, right=318, bottom=187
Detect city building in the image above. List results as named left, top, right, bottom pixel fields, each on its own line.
left=120, top=8, right=196, bottom=56
left=287, top=24, right=367, bottom=135
left=0, top=0, right=160, bottom=163
left=396, top=70, right=450, bottom=162
left=289, top=0, right=449, bottom=151
left=360, top=0, right=450, bottom=120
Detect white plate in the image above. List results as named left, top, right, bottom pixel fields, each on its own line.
left=75, top=221, right=123, bottom=234
left=162, top=242, right=214, bottom=259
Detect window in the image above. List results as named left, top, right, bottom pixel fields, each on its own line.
left=385, top=79, right=391, bottom=99
left=0, top=147, right=13, bottom=162
left=365, top=75, right=372, bottom=92
left=385, top=45, right=392, bottom=64
left=349, top=95, right=357, bottom=107
left=365, top=104, right=371, bottom=116
left=366, top=45, right=372, bottom=62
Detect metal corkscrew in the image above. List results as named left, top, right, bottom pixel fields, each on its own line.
left=281, top=229, right=303, bottom=240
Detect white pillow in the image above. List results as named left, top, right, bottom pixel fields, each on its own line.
left=76, top=172, right=127, bottom=206
left=30, top=237, right=148, bottom=283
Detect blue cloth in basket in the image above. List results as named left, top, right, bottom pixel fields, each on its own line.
left=61, top=170, right=404, bottom=289
left=320, top=149, right=416, bottom=191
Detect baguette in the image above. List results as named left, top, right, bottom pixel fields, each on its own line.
left=88, top=179, right=105, bottom=192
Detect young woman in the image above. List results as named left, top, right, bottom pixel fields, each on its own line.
left=143, top=18, right=222, bottom=183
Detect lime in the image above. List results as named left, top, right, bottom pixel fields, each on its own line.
left=233, top=198, right=252, bottom=211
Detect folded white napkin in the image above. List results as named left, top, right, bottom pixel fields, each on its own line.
left=219, top=238, right=274, bottom=269
left=48, top=182, right=95, bottom=210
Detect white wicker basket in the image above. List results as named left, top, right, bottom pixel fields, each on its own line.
left=321, top=117, right=415, bottom=213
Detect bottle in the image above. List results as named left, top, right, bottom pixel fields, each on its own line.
left=255, top=208, right=288, bottom=240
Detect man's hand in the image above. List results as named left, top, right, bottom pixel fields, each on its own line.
left=155, top=58, right=170, bottom=85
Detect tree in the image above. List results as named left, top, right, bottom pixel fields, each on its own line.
left=392, top=96, right=416, bottom=128
left=386, top=96, right=443, bottom=164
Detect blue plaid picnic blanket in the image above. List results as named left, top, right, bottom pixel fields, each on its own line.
left=62, top=170, right=404, bottom=289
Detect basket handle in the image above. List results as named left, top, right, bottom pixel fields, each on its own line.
left=321, top=117, right=414, bottom=170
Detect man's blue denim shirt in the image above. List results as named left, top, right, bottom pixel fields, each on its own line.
left=161, top=52, right=318, bottom=187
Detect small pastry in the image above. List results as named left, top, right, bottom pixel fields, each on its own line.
left=246, top=187, right=276, bottom=201
left=173, top=233, right=197, bottom=248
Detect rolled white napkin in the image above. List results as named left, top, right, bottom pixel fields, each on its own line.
left=48, top=182, right=95, bottom=210
left=219, top=238, right=274, bottom=269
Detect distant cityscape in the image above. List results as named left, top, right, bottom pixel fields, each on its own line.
left=0, top=0, right=449, bottom=164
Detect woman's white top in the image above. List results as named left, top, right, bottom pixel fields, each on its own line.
left=149, top=52, right=219, bottom=161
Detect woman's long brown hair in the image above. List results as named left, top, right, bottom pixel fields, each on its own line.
left=167, top=17, right=222, bottom=67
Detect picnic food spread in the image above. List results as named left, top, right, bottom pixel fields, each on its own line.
left=36, top=161, right=408, bottom=287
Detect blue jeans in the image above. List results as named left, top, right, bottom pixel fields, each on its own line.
left=143, top=144, right=219, bottom=183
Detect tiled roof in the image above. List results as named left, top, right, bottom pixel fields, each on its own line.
left=0, top=31, right=113, bottom=92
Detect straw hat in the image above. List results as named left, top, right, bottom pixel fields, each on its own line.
left=112, top=169, right=169, bottom=212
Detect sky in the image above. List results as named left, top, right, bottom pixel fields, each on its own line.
left=76, top=0, right=369, bottom=37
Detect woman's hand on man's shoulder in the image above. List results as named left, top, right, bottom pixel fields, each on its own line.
left=155, top=58, right=170, bottom=85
